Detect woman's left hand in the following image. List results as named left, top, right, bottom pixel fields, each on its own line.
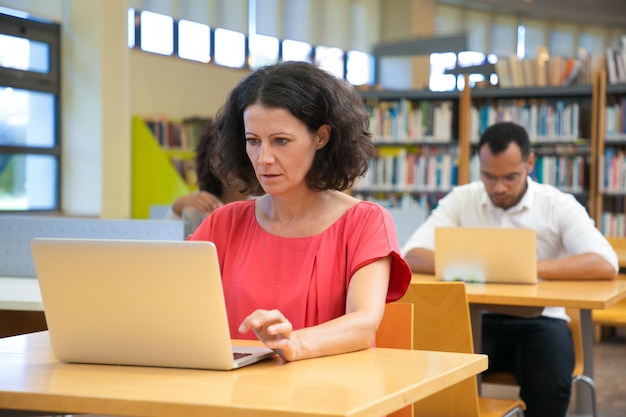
left=238, top=309, right=298, bottom=361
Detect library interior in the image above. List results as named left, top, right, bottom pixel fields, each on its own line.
left=1, top=1, right=626, bottom=417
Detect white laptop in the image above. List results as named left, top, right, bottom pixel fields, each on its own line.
left=434, top=227, right=538, bottom=285
left=30, top=238, right=276, bottom=370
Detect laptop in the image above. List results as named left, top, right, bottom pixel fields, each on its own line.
left=30, top=238, right=276, bottom=370
left=434, top=227, right=538, bottom=284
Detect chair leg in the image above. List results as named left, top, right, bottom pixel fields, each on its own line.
left=572, top=374, right=598, bottom=417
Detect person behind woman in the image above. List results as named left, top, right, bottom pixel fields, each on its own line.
left=165, top=123, right=248, bottom=233
left=188, top=61, right=411, bottom=361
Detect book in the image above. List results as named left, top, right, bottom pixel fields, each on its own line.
left=495, top=58, right=512, bottom=88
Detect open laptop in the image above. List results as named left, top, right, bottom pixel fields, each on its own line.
left=434, top=227, right=538, bottom=284
left=30, top=238, right=276, bottom=370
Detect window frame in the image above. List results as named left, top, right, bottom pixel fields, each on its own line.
left=0, top=12, right=62, bottom=213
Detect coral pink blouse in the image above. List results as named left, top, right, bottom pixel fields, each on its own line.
left=188, top=200, right=411, bottom=340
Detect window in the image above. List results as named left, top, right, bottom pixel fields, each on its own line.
left=139, top=10, right=174, bottom=55
left=248, top=33, right=279, bottom=70
left=282, top=39, right=312, bottom=63
left=346, top=50, right=374, bottom=86
left=178, top=19, right=211, bottom=63
left=0, top=12, right=60, bottom=211
left=214, top=28, right=246, bottom=68
left=314, top=45, right=344, bottom=78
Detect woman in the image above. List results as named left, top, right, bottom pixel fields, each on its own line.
left=189, top=61, right=411, bottom=361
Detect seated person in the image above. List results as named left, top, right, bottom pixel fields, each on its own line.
left=188, top=61, right=412, bottom=362
left=402, top=121, right=618, bottom=417
left=165, top=123, right=248, bottom=233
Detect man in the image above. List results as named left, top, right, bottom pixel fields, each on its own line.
left=402, top=121, right=618, bottom=417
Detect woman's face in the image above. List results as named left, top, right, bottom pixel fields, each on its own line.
left=243, top=104, right=329, bottom=196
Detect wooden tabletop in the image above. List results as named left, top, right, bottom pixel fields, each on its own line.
left=0, top=331, right=487, bottom=417
left=411, top=274, right=626, bottom=309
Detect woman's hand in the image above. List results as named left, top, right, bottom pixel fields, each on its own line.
left=238, top=309, right=299, bottom=361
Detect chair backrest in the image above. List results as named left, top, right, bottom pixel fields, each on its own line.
left=376, top=302, right=414, bottom=349
left=398, top=281, right=481, bottom=417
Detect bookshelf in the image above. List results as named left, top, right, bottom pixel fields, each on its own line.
left=356, top=79, right=598, bottom=218
left=131, top=116, right=210, bottom=219
left=354, top=82, right=471, bottom=211
left=468, top=85, right=596, bottom=212
left=595, top=70, right=626, bottom=236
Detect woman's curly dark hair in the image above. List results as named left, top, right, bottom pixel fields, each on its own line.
left=211, top=61, right=375, bottom=196
left=194, top=122, right=224, bottom=197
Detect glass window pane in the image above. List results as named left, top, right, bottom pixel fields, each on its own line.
left=140, top=10, right=174, bottom=55
left=579, top=30, right=605, bottom=55
left=178, top=20, right=211, bottom=63
left=249, top=33, right=279, bottom=70
left=128, top=8, right=136, bottom=48
left=0, top=87, right=55, bottom=147
left=346, top=50, right=374, bottom=86
left=214, top=28, right=245, bottom=68
left=491, top=16, right=517, bottom=57
left=549, top=25, right=576, bottom=57
left=430, top=52, right=457, bottom=92
left=523, top=20, right=548, bottom=59
left=0, top=33, right=50, bottom=73
left=0, top=153, right=57, bottom=210
left=314, top=46, right=344, bottom=79
left=282, top=39, right=312, bottom=63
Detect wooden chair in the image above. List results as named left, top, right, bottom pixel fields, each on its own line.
left=593, top=237, right=626, bottom=341
left=376, top=302, right=414, bottom=417
left=398, top=281, right=526, bottom=417
left=481, top=308, right=597, bottom=417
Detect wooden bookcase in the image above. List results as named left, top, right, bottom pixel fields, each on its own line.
left=594, top=71, right=626, bottom=236
left=354, top=80, right=471, bottom=211
left=357, top=76, right=602, bottom=226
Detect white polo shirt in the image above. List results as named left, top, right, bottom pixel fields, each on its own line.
left=402, top=178, right=619, bottom=321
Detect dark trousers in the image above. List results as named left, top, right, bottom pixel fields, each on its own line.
left=482, top=313, right=575, bottom=417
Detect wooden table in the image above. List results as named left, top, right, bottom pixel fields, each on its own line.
left=410, top=274, right=626, bottom=416
left=0, top=331, right=487, bottom=417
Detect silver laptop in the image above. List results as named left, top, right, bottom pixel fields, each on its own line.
left=434, top=227, right=538, bottom=284
left=30, top=238, right=275, bottom=370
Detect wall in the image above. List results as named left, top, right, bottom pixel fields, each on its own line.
left=129, top=52, right=249, bottom=119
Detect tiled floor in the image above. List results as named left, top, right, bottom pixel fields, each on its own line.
left=483, top=329, right=626, bottom=417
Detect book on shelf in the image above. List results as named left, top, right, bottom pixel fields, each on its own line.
left=366, top=99, right=454, bottom=142
left=143, top=116, right=212, bottom=151
left=470, top=100, right=580, bottom=142
left=492, top=47, right=606, bottom=88
left=354, top=145, right=458, bottom=193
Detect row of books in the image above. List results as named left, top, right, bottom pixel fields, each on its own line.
left=600, top=149, right=626, bottom=192
left=144, top=116, right=212, bottom=150
left=605, top=98, right=626, bottom=139
left=495, top=48, right=604, bottom=88
left=353, top=147, right=459, bottom=192
left=469, top=101, right=580, bottom=142
left=365, top=99, right=454, bottom=142
left=600, top=212, right=626, bottom=237
left=353, top=145, right=587, bottom=194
